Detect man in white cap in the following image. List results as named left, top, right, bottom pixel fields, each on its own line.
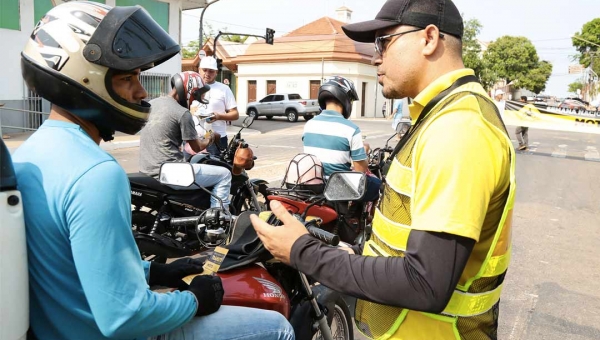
left=197, top=56, right=239, bottom=156
left=494, top=88, right=506, bottom=116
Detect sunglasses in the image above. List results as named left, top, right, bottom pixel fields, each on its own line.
left=374, top=28, right=445, bottom=56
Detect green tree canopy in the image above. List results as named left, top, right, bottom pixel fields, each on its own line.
left=182, top=40, right=199, bottom=59
left=568, top=80, right=583, bottom=95
left=572, top=18, right=600, bottom=75
left=483, top=36, right=552, bottom=94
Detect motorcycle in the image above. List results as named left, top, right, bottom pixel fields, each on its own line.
left=128, top=116, right=268, bottom=262
left=162, top=168, right=366, bottom=340
left=189, top=115, right=269, bottom=214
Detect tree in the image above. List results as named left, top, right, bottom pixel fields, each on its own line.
left=222, top=35, right=248, bottom=43
left=568, top=80, right=583, bottom=95
left=461, top=18, right=496, bottom=89
left=483, top=36, right=553, bottom=94
left=182, top=40, right=199, bottom=59
left=572, top=18, right=600, bottom=76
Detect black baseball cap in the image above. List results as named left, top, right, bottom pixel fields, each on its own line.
left=342, top=0, right=464, bottom=43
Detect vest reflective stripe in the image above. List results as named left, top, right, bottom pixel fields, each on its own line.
left=372, top=209, right=411, bottom=252
left=440, top=282, right=505, bottom=317
left=384, top=158, right=413, bottom=196
left=482, top=247, right=511, bottom=277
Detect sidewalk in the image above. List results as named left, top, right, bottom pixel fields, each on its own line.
left=4, top=124, right=261, bottom=153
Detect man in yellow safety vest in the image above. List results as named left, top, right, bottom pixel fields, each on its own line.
left=251, top=0, right=516, bottom=339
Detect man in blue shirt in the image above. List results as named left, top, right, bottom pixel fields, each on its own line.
left=303, top=76, right=382, bottom=202
left=14, top=3, right=293, bottom=340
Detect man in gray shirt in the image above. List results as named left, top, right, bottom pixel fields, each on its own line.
left=140, top=72, right=231, bottom=209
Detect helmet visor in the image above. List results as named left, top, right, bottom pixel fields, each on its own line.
left=113, top=9, right=177, bottom=61
left=85, top=6, right=179, bottom=71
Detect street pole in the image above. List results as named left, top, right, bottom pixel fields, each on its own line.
left=373, top=71, right=378, bottom=118
left=199, top=0, right=222, bottom=50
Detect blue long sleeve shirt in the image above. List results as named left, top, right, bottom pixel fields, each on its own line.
left=13, top=120, right=197, bottom=340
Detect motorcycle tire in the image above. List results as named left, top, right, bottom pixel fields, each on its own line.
left=313, top=297, right=353, bottom=340
left=234, top=184, right=269, bottom=213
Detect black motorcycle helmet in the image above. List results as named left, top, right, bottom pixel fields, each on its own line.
left=318, top=76, right=359, bottom=119
left=21, top=1, right=180, bottom=141
left=170, top=71, right=211, bottom=109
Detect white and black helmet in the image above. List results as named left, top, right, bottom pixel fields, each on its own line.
left=318, top=76, right=359, bottom=119
left=21, top=1, right=180, bottom=141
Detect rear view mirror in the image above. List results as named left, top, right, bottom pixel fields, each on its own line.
left=159, top=163, right=195, bottom=187
left=324, top=172, right=366, bottom=202
left=242, top=115, right=255, bottom=128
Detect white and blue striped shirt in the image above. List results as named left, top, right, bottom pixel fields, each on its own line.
left=303, top=110, right=367, bottom=176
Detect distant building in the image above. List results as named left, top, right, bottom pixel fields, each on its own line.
left=183, top=7, right=387, bottom=119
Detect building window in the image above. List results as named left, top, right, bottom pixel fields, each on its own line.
left=116, top=0, right=169, bottom=31
left=267, top=80, right=276, bottom=95
left=140, top=72, right=171, bottom=100
left=34, top=0, right=105, bottom=26
left=1, top=0, right=20, bottom=30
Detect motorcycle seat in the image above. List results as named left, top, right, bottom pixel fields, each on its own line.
left=127, top=172, right=190, bottom=195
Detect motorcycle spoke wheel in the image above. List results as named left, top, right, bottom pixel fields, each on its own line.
left=312, top=300, right=352, bottom=340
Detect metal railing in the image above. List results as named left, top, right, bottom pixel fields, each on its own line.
left=1, top=73, right=171, bottom=135
left=141, top=72, right=171, bottom=100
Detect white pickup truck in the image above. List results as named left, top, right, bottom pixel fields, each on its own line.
left=246, top=93, right=321, bottom=122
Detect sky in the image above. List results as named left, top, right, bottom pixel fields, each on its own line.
left=181, top=0, right=600, bottom=98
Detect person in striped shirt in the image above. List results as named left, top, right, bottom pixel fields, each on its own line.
left=302, top=76, right=382, bottom=202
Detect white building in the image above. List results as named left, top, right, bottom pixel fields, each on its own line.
left=229, top=7, right=386, bottom=119
left=0, top=0, right=206, bottom=134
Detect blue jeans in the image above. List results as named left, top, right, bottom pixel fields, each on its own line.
left=168, top=164, right=231, bottom=209
left=150, top=306, right=294, bottom=340
left=206, top=136, right=228, bottom=157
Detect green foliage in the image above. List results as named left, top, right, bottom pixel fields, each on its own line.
left=462, top=19, right=483, bottom=77
left=483, top=36, right=552, bottom=94
left=572, top=18, right=600, bottom=76
left=222, top=35, right=248, bottom=43
left=182, top=40, right=199, bottom=59
left=568, top=81, right=583, bottom=94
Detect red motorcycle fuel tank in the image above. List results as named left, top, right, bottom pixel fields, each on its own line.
left=218, top=264, right=290, bottom=319
left=267, top=195, right=338, bottom=224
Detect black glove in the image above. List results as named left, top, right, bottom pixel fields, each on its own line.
left=188, top=275, right=224, bottom=316
left=148, top=257, right=206, bottom=289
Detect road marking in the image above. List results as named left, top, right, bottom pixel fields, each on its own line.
left=551, top=144, right=567, bottom=158
left=251, top=161, right=290, bottom=170
left=584, top=145, right=600, bottom=162
left=259, top=145, right=299, bottom=149
left=508, top=293, right=538, bottom=340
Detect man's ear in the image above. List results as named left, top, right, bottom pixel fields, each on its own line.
left=422, top=25, right=441, bottom=57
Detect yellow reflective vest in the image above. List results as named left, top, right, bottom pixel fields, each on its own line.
left=355, top=90, right=516, bottom=340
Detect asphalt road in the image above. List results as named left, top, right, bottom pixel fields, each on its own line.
left=112, top=118, right=600, bottom=339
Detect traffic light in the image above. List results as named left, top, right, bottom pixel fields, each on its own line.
left=216, top=58, right=223, bottom=71
left=265, top=28, right=275, bottom=45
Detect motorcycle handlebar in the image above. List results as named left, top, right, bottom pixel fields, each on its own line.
left=306, top=225, right=340, bottom=246
left=170, top=216, right=201, bottom=228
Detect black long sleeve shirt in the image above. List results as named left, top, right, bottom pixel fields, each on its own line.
left=290, top=230, right=475, bottom=313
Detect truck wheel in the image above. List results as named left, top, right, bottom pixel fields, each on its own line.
left=303, top=115, right=313, bottom=121
left=286, top=109, right=298, bottom=122
left=247, top=108, right=258, bottom=119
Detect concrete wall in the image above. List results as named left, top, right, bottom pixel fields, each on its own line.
left=236, top=60, right=384, bottom=119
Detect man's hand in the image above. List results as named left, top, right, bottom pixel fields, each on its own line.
left=149, top=257, right=206, bottom=290
left=250, top=201, right=309, bottom=264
